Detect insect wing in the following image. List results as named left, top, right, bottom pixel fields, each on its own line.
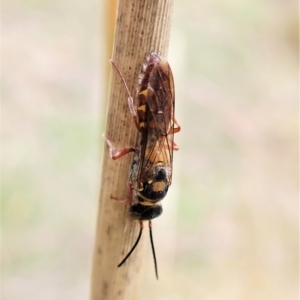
left=148, top=59, right=175, bottom=137
left=138, top=59, right=175, bottom=185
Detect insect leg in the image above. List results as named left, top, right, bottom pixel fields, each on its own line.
left=162, top=135, right=179, bottom=151
left=127, top=97, right=140, bottom=131
left=103, top=134, right=135, bottom=160
left=110, top=179, right=133, bottom=205
left=170, top=139, right=179, bottom=151
left=109, top=59, right=141, bottom=131
left=168, top=116, right=181, bottom=135
left=110, top=195, right=131, bottom=205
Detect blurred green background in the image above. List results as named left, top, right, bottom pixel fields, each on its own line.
left=2, top=0, right=298, bottom=299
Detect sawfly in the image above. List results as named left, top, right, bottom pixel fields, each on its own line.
left=104, top=51, right=180, bottom=279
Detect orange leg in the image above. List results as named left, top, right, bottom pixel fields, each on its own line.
left=103, top=134, right=135, bottom=160
left=164, top=138, right=179, bottom=151
left=171, top=140, right=179, bottom=151
left=170, top=116, right=181, bottom=134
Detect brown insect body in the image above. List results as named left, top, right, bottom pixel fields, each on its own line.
left=129, top=52, right=177, bottom=221
left=104, top=52, right=180, bottom=279
left=137, top=52, right=174, bottom=136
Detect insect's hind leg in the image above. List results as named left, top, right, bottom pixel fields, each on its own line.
left=103, top=134, right=136, bottom=160
left=109, top=59, right=141, bottom=131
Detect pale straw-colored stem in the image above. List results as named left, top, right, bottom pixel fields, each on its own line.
left=90, top=1, right=174, bottom=299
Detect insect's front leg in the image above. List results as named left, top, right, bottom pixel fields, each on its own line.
left=103, top=134, right=136, bottom=160
left=110, top=182, right=134, bottom=206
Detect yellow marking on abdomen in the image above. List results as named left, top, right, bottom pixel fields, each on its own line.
left=138, top=104, right=146, bottom=112
left=152, top=181, right=167, bottom=192
left=139, top=89, right=148, bottom=97
left=140, top=200, right=161, bottom=206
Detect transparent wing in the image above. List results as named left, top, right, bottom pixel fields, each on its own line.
left=138, top=59, right=175, bottom=185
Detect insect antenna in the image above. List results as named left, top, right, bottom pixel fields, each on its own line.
left=118, top=221, right=143, bottom=268
left=149, top=220, right=159, bottom=280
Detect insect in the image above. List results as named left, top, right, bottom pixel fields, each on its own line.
left=104, top=51, right=180, bottom=279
